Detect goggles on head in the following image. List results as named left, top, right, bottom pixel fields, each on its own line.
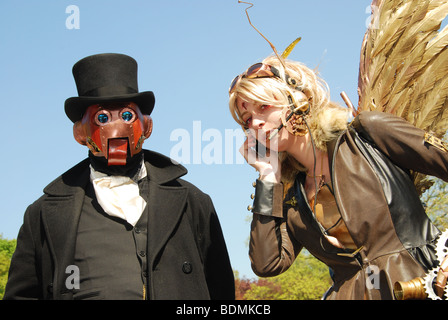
left=228, top=62, right=301, bottom=95
left=74, top=102, right=152, bottom=166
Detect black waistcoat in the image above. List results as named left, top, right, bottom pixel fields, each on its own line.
left=72, top=179, right=149, bottom=300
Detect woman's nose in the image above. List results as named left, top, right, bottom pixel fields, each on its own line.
left=251, top=117, right=265, bottom=129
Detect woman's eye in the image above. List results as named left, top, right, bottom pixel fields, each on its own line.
left=244, top=117, right=252, bottom=126
left=260, top=105, right=271, bottom=110
left=121, top=111, right=133, bottom=121
left=97, top=114, right=109, bottom=123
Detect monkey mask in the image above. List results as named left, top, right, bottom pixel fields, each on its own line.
left=73, top=102, right=153, bottom=166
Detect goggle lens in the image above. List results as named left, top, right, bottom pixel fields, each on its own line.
left=229, top=63, right=277, bottom=94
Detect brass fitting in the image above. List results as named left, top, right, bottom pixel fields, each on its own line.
left=393, top=277, right=427, bottom=300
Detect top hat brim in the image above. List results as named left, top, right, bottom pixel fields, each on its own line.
left=64, top=91, right=155, bottom=123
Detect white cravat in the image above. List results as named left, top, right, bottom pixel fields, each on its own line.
left=89, top=163, right=147, bottom=226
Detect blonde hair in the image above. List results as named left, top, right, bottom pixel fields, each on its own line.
left=229, top=56, right=349, bottom=185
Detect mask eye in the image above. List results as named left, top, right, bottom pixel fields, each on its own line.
left=120, top=108, right=136, bottom=123
left=94, top=110, right=111, bottom=126
left=97, top=114, right=109, bottom=123
left=121, top=111, right=133, bottom=122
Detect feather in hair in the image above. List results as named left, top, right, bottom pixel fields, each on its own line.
left=281, top=37, right=302, bottom=59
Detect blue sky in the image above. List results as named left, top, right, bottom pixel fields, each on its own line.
left=0, top=0, right=372, bottom=279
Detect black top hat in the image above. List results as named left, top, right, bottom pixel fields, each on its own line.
left=64, top=53, right=155, bottom=123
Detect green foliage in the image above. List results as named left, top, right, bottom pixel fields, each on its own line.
left=0, top=236, right=16, bottom=259
left=236, top=251, right=332, bottom=300
left=421, top=177, right=448, bottom=230
left=0, top=235, right=16, bottom=300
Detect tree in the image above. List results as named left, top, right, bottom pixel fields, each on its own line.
left=421, top=176, right=448, bottom=230
left=0, top=236, right=16, bottom=299
left=237, top=251, right=332, bottom=300
left=234, top=271, right=253, bottom=300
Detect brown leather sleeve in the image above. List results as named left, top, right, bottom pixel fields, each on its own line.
left=249, top=214, right=301, bottom=277
left=249, top=181, right=301, bottom=277
left=352, top=111, right=448, bottom=181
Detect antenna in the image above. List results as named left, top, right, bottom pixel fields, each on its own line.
left=238, top=1, right=286, bottom=70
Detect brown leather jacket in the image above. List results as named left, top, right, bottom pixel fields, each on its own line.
left=249, top=111, right=447, bottom=299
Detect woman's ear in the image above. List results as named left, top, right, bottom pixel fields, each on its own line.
left=143, top=115, right=153, bottom=139
left=73, top=121, right=87, bottom=145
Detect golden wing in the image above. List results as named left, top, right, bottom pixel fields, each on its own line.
left=357, top=0, right=448, bottom=194
left=358, top=0, right=448, bottom=134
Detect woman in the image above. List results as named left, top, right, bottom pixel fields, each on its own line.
left=228, top=55, right=448, bottom=299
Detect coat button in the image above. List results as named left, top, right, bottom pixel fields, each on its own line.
left=182, top=261, right=192, bottom=274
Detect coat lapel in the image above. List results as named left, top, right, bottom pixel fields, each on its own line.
left=41, top=191, right=84, bottom=295
left=143, top=150, right=189, bottom=266
left=41, top=159, right=90, bottom=297
left=146, top=182, right=188, bottom=265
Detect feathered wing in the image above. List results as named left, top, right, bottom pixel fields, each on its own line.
left=357, top=0, right=448, bottom=194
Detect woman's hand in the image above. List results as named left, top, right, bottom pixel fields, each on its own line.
left=239, top=132, right=281, bottom=183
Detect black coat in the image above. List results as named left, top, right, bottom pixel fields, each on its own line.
left=4, top=150, right=235, bottom=300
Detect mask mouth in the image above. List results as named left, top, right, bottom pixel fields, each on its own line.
left=107, top=138, right=129, bottom=166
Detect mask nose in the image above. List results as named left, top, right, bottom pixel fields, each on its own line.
left=107, top=138, right=129, bottom=166
left=99, top=120, right=136, bottom=166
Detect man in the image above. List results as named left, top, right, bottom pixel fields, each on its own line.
left=4, top=53, right=235, bottom=300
